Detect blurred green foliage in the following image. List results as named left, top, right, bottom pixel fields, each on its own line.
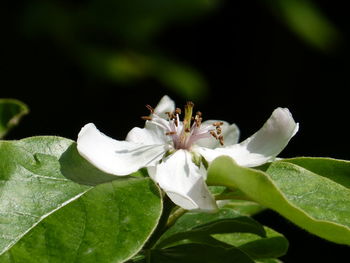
left=265, top=0, right=340, bottom=51
left=18, top=0, right=340, bottom=100
left=21, top=0, right=216, bottom=100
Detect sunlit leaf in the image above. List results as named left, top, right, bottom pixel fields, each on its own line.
left=207, top=156, right=350, bottom=245
left=0, top=137, right=162, bottom=262
left=284, top=157, right=350, bottom=188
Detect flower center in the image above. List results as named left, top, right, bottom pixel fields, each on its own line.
left=143, top=102, right=224, bottom=150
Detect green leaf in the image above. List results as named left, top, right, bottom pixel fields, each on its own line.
left=149, top=243, right=255, bottom=263
left=0, top=99, right=29, bottom=138
left=211, top=186, right=266, bottom=216
left=219, top=200, right=266, bottom=217
left=155, top=208, right=266, bottom=249
left=284, top=157, right=350, bottom=188
left=212, top=227, right=289, bottom=259
left=0, top=137, right=162, bottom=262
left=207, top=156, right=350, bottom=245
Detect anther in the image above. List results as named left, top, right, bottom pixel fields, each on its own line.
left=166, top=112, right=175, bottom=120
left=219, top=135, right=224, bottom=146
left=165, top=131, right=177, bottom=135
left=145, top=104, right=154, bottom=114
left=141, top=116, right=152, bottom=121
left=210, top=131, right=218, bottom=139
left=175, top=108, right=182, bottom=115
left=213, top=121, right=224, bottom=127
left=195, top=116, right=202, bottom=127
left=216, top=127, right=222, bottom=135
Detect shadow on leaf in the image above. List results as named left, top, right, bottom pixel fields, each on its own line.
left=59, top=143, right=138, bottom=186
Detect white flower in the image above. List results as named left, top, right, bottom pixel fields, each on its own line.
left=77, top=95, right=298, bottom=212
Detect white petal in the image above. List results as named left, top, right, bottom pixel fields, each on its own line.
left=194, top=120, right=240, bottom=149
left=77, top=123, right=167, bottom=175
left=196, top=108, right=298, bottom=167
left=126, top=122, right=170, bottom=145
left=154, top=95, right=175, bottom=119
left=152, top=149, right=218, bottom=212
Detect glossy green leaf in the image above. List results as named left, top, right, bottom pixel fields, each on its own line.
left=212, top=227, right=289, bottom=259
left=155, top=208, right=266, bottom=249
left=218, top=200, right=266, bottom=217
left=0, top=99, right=29, bottom=138
left=284, top=157, right=350, bottom=188
left=211, top=186, right=266, bottom=216
left=207, top=156, right=350, bottom=245
left=0, top=137, right=162, bottom=262
left=149, top=243, right=255, bottom=263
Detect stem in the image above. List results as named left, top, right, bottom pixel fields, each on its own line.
left=166, top=207, right=187, bottom=228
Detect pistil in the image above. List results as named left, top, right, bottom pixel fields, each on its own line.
left=183, top=101, right=194, bottom=132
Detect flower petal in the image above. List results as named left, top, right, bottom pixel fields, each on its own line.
left=150, top=149, right=218, bottom=212
left=196, top=108, right=298, bottom=167
left=194, top=120, right=240, bottom=149
left=126, top=122, right=170, bottom=145
left=77, top=123, right=167, bottom=175
left=154, top=95, right=175, bottom=119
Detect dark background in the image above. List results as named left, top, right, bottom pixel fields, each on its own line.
left=3, top=0, right=349, bottom=261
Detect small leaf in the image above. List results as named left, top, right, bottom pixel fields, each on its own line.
left=155, top=208, right=266, bottom=248
left=212, top=227, right=289, bottom=259
left=0, top=137, right=162, bottom=262
left=149, top=243, right=255, bottom=263
left=207, top=156, right=350, bottom=245
left=0, top=99, right=29, bottom=138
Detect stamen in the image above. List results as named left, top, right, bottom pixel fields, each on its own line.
left=175, top=108, right=182, bottom=115
left=213, top=121, right=224, bottom=127
left=145, top=104, right=154, bottom=114
left=210, top=131, right=218, bottom=139
left=194, top=111, right=202, bottom=127
left=175, top=114, right=180, bottom=127
left=219, top=135, right=224, bottom=146
left=141, top=116, right=152, bottom=121
left=145, top=99, right=225, bottom=150
left=166, top=111, right=175, bottom=120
